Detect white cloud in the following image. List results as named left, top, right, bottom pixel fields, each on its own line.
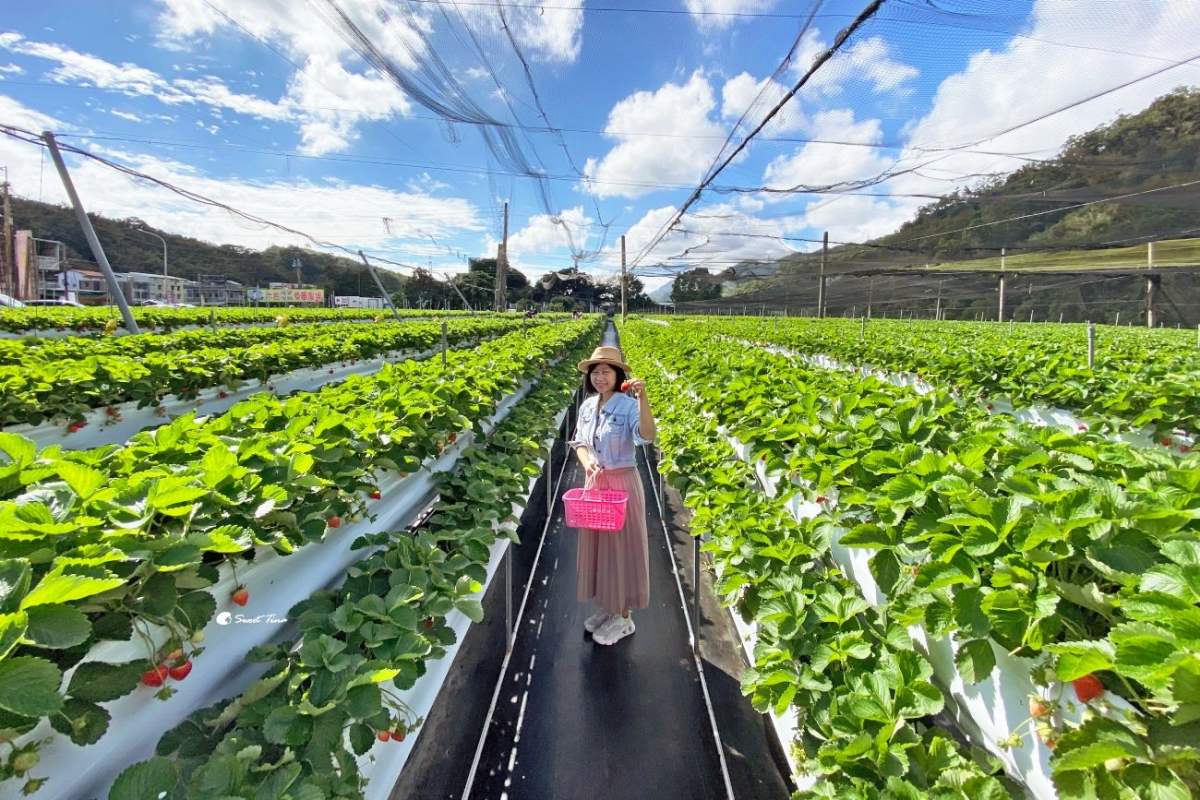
left=684, top=0, right=777, bottom=32
left=0, top=95, right=484, bottom=261
left=508, top=206, right=593, bottom=258
left=0, top=63, right=24, bottom=76
left=611, top=202, right=804, bottom=276
left=502, top=5, right=584, bottom=64
left=720, top=72, right=806, bottom=135
left=787, top=29, right=918, bottom=96
left=583, top=72, right=728, bottom=199
left=406, top=172, right=451, bottom=194
left=763, top=108, right=892, bottom=191
left=109, top=109, right=143, bottom=122
left=0, top=25, right=411, bottom=156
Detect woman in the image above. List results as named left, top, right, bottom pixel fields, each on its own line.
left=567, top=345, right=657, bottom=646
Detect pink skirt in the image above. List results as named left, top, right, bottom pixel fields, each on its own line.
left=575, top=466, right=650, bottom=615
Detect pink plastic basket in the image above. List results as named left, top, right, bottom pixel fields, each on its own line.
left=563, top=488, right=629, bottom=532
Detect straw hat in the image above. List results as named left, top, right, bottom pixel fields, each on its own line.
left=576, top=345, right=631, bottom=374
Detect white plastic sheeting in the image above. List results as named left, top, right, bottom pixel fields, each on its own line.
left=731, top=431, right=1140, bottom=800
left=6, top=344, right=452, bottom=451
left=18, top=375, right=555, bottom=800
left=356, top=409, right=567, bottom=799
left=742, top=338, right=1195, bottom=450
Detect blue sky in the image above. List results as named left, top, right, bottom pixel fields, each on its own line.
left=2, top=0, right=1199, bottom=292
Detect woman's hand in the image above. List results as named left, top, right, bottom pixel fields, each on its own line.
left=626, top=379, right=647, bottom=399
left=584, top=459, right=603, bottom=484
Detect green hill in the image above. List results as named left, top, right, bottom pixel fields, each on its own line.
left=725, top=86, right=1200, bottom=324
left=9, top=196, right=405, bottom=297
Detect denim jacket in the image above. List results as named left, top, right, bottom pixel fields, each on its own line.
left=567, top=392, right=651, bottom=469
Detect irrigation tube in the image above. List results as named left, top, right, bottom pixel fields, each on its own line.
left=642, top=444, right=736, bottom=800
left=459, top=404, right=575, bottom=799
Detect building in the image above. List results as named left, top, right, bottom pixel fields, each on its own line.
left=193, top=275, right=246, bottom=306
left=113, top=271, right=193, bottom=305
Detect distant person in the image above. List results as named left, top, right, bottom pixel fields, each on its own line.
left=568, top=346, right=657, bottom=646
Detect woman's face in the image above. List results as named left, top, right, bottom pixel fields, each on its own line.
left=590, top=363, right=616, bottom=394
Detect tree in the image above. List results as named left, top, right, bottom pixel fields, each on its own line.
left=671, top=268, right=722, bottom=302
left=397, top=267, right=452, bottom=309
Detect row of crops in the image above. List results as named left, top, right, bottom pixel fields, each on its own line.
left=711, top=316, right=1200, bottom=436
left=0, top=314, right=600, bottom=798
left=0, top=306, right=487, bottom=335
left=621, top=316, right=1198, bottom=800
left=0, top=316, right=535, bottom=428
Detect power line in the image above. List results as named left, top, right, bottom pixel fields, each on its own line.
left=0, top=123, right=441, bottom=279
left=631, top=0, right=885, bottom=269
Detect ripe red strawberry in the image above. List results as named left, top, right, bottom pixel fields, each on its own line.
left=66, top=421, right=86, bottom=433
left=231, top=587, right=249, bottom=606
left=815, top=495, right=828, bottom=504
left=369, top=490, right=382, bottom=500
left=1073, top=674, right=1105, bottom=703
left=392, top=728, right=406, bottom=742
left=141, top=666, right=168, bottom=687
left=620, top=381, right=631, bottom=392
left=448, top=432, right=457, bottom=444
left=376, top=730, right=391, bottom=742
left=327, top=515, right=342, bottom=529
left=168, top=660, right=193, bottom=681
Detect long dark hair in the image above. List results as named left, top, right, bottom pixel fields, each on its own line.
left=581, top=363, right=627, bottom=395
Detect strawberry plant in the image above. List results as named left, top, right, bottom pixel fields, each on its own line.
left=622, top=317, right=1200, bottom=798
left=0, top=320, right=600, bottom=791
left=107, top=327, right=588, bottom=799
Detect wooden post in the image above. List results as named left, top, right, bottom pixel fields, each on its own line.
left=1146, top=275, right=1157, bottom=329
left=817, top=230, right=828, bottom=318
left=495, top=201, right=509, bottom=312
left=1087, top=322, right=1095, bottom=369
left=441, top=321, right=448, bottom=366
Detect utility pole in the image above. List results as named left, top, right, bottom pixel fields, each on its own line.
left=42, top=132, right=139, bottom=333
left=620, top=234, right=627, bottom=322
left=495, top=201, right=508, bottom=312
left=817, top=230, right=828, bottom=318
left=292, top=257, right=302, bottom=287
left=1, top=172, right=12, bottom=298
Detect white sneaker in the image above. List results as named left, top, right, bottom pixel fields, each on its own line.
left=594, top=614, right=635, bottom=646
left=584, top=609, right=612, bottom=633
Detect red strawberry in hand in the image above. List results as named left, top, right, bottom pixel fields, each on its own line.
left=231, top=586, right=249, bottom=606
left=1073, top=674, right=1105, bottom=703
left=620, top=381, right=631, bottom=392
